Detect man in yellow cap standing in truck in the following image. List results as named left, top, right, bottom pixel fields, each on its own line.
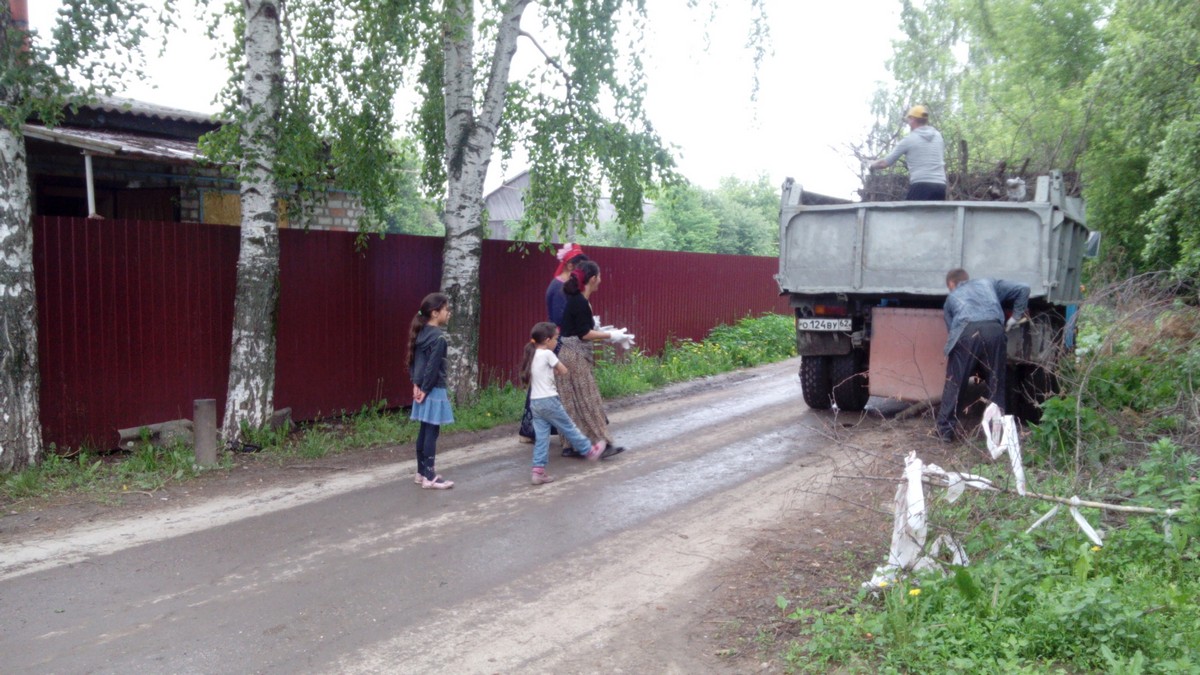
left=870, top=105, right=947, bottom=200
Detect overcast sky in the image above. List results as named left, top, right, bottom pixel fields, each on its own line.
left=29, top=1, right=901, bottom=200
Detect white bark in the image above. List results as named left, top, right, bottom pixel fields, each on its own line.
left=222, top=0, right=283, bottom=443
left=0, top=125, right=42, bottom=471
left=440, top=0, right=531, bottom=403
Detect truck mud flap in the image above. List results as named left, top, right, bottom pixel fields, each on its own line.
left=796, top=330, right=852, bottom=357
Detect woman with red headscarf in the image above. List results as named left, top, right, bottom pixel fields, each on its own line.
left=547, top=243, right=587, bottom=326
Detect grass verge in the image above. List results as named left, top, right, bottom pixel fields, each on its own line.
left=2, top=313, right=795, bottom=506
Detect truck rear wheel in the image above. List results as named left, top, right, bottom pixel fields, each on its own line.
left=1006, top=362, right=1058, bottom=423
left=832, top=351, right=870, bottom=412
left=799, top=356, right=833, bottom=410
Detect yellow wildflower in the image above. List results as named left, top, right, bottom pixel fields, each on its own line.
left=909, top=589, right=921, bottom=597
left=878, top=581, right=888, bottom=588
left=1091, top=545, right=1101, bottom=552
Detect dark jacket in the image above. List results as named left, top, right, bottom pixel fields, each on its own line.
left=411, top=325, right=448, bottom=392
left=943, top=278, right=1030, bottom=355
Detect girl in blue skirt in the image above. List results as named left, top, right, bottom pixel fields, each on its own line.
left=408, top=292, right=455, bottom=489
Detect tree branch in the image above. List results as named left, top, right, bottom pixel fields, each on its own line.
left=518, top=29, right=572, bottom=103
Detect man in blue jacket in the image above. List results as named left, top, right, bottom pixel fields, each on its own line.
left=937, top=268, right=1030, bottom=441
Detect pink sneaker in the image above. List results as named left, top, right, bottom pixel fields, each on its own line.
left=585, top=441, right=606, bottom=461
left=420, top=475, right=454, bottom=490
left=531, top=467, right=555, bottom=485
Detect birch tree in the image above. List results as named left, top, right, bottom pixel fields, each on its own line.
left=219, top=0, right=283, bottom=444
left=201, top=0, right=417, bottom=443
left=0, top=1, right=152, bottom=470
left=415, top=1, right=682, bottom=402
left=206, top=1, right=758, bottom=406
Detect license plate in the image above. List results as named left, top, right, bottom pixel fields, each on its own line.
left=797, top=318, right=852, bottom=331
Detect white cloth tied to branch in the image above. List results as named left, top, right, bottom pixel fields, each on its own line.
left=867, top=452, right=970, bottom=587
left=1025, top=497, right=1105, bottom=546
left=982, top=403, right=1027, bottom=495
left=866, top=404, right=1109, bottom=586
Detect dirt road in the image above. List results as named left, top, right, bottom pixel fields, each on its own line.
left=0, top=358, right=897, bottom=673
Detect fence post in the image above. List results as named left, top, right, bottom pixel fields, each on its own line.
left=193, top=399, right=218, bottom=466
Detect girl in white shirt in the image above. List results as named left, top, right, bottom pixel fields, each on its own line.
left=519, top=322, right=605, bottom=484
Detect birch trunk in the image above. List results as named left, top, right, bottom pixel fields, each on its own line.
left=440, top=0, right=530, bottom=404
left=0, top=124, right=42, bottom=471
left=221, top=0, right=283, bottom=443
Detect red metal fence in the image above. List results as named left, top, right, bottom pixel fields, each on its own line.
left=35, top=217, right=788, bottom=449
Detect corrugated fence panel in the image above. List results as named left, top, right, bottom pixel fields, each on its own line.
left=35, top=217, right=239, bottom=449
left=274, top=231, right=443, bottom=421
left=36, top=218, right=788, bottom=449
left=476, top=243, right=790, bottom=385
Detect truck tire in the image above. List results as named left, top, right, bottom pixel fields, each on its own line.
left=832, top=351, right=870, bottom=412
left=1006, top=362, right=1058, bottom=424
left=799, top=356, right=833, bottom=410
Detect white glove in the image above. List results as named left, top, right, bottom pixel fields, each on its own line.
left=1005, top=317, right=1020, bottom=331
left=599, top=326, right=634, bottom=349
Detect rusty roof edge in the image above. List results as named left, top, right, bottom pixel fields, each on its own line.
left=22, top=123, right=123, bottom=156
left=22, top=123, right=217, bottom=166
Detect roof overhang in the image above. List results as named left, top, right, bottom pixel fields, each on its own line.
left=22, top=123, right=207, bottom=165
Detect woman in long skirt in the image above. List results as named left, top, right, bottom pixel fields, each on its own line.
left=555, top=260, right=624, bottom=455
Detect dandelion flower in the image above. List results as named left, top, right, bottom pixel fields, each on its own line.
left=909, top=589, right=921, bottom=597
left=878, top=581, right=888, bottom=588
left=1091, top=545, right=1101, bottom=552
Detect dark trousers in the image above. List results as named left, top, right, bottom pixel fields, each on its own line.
left=416, top=421, right=441, bottom=479
left=906, top=182, right=947, bottom=200
left=936, top=321, right=1006, bottom=438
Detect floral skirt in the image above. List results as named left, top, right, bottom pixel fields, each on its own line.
left=555, top=337, right=612, bottom=445
left=411, top=387, right=454, bottom=425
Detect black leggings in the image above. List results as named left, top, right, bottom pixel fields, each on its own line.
left=416, top=422, right=441, bottom=480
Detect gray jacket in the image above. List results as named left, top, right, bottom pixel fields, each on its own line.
left=883, top=125, right=947, bottom=185
left=943, top=278, right=1030, bottom=355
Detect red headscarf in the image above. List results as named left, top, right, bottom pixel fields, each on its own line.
left=570, top=266, right=589, bottom=290
left=553, top=242, right=585, bottom=277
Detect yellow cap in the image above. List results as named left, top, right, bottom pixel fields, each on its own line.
left=906, top=105, right=930, bottom=120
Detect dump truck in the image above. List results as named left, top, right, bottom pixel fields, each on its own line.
left=776, top=171, right=1095, bottom=419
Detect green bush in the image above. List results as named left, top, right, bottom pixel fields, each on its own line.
left=780, top=288, right=1200, bottom=674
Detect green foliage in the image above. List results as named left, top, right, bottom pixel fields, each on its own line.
left=595, top=314, right=795, bottom=397
left=2, top=0, right=157, bottom=131
left=1029, top=395, right=1117, bottom=467
left=340, top=402, right=411, bottom=449
left=449, top=383, right=527, bottom=432
left=874, top=0, right=1200, bottom=276
left=784, top=505, right=1200, bottom=673
left=117, top=440, right=201, bottom=491
left=867, top=0, right=1104, bottom=175
left=1083, top=0, right=1200, bottom=277
left=1032, top=294, right=1200, bottom=464
left=199, top=0, right=423, bottom=232
left=576, top=176, right=779, bottom=255
left=2, top=438, right=207, bottom=503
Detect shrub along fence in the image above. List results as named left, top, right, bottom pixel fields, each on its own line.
left=34, top=217, right=788, bottom=449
